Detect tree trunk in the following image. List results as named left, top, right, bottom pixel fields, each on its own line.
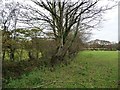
left=10, top=49, right=15, bottom=61
left=2, top=50, right=5, bottom=61
left=50, top=44, right=66, bottom=67
left=28, top=51, right=35, bottom=60
left=19, top=49, right=23, bottom=61
left=36, top=51, right=39, bottom=60
left=50, top=34, right=78, bottom=66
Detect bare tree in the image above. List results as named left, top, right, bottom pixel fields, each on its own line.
left=0, top=1, right=21, bottom=61
left=19, top=0, right=117, bottom=65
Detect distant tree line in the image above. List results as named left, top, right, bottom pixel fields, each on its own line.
left=85, top=39, right=119, bottom=51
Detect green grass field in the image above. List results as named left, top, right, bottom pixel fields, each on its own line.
left=5, top=51, right=118, bottom=88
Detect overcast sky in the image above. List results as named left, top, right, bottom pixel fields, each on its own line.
left=90, top=6, right=118, bottom=42
left=1, top=0, right=119, bottom=42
